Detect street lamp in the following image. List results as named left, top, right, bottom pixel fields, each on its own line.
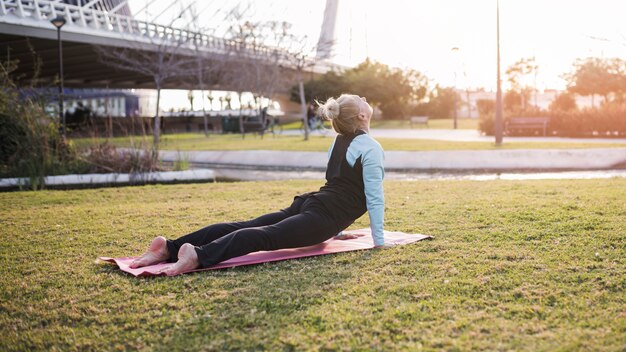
left=451, top=46, right=459, bottom=129
left=50, top=15, right=66, bottom=137
left=495, top=0, right=504, bottom=146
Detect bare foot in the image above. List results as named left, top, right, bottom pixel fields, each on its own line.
left=158, top=243, right=200, bottom=276
left=129, top=236, right=170, bottom=268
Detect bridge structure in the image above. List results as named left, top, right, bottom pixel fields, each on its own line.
left=0, top=0, right=341, bottom=112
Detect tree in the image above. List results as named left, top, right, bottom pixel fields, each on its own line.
left=280, top=30, right=333, bottom=141
left=504, top=90, right=522, bottom=112
left=223, top=7, right=298, bottom=137
left=506, top=57, right=538, bottom=110
left=423, top=85, right=459, bottom=119
left=476, top=99, right=495, bottom=117
left=290, top=70, right=347, bottom=104
left=549, top=92, right=577, bottom=112
left=606, top=58, right=626, bottom=104
left=563, top=57, right=617, bottom=107
left=292, top=59, right=429, bottom=120
left=94, top=11, right=197, bottom=151
left=186, top=3, right=229, bottom=137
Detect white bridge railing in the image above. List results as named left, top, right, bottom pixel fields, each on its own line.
left=1, top=0, right=247, bottom=53
left=1, top=0, right=327, bottom=70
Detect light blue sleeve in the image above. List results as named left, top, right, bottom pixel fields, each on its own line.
left=361, top=144, right=385, bottom=246
left=328, top=137, right=343, bottom=237
left=347, top=135, right=385, bottom=246
left=327, top=136, right=337, bottom=160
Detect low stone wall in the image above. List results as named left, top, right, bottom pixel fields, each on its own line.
left=0, top=169, right=216, bottom=191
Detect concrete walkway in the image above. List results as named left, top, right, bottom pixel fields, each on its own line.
left=159, top=148, right=626, bottom=171
left=283, top=128, right=626, bottom=144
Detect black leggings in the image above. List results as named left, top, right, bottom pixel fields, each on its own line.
left=165, top=195, right=342, bottom=268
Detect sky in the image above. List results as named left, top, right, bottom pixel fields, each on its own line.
left=128, top=0, right=626, bottom=93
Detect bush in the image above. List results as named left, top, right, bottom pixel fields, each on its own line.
left=549, top=106, right=626, bottom=137
left=83, top=142, right=161, bottom=174
left=477, top=99, right=496, bottom=136
left=477, top=105, right=626, bottom=137
left=0, top=61, right=89, bottom=188
left=478, top=113, right=495, bottom=136
left=549, top=92, right=577, bottom=112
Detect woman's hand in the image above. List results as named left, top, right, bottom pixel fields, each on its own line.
left=335, top=233, right=366, bottom=240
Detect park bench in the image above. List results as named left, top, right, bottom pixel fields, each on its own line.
left=505, top=117, right=550, bottom=136
left=409, top=116, right=429, bottom=128
left=242, top=115, right=267, bottom=134
left=242, top=112, right=275, bottom=137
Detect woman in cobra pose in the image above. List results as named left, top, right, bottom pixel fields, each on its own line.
left=130, top=94, right=387, bottom=276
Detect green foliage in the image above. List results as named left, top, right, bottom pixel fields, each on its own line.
left=505, top=57, right=537, bottom=110
left=0, top=60, right=87, bottom=188
left=290, top=70, right=347, bottom=104
left=476, top=99, right=495, bottom=117
left=291, top=59, right=429, bottom=119
left=478, top=104, right=626, bottom=137
left=83, top=142, right=162, bottom=173
left=0, top=60, right=166, bottom=187
left=504, top=90, right=523, bottom=112
left=418, top=85, right=460, bottom=119
left=549, top=105, right=626, bottom=137
left=549, top=92, right=577, bottom=112
left=564, top=57, right=626, bottom=103
left=478, top=114, right=495, bottom=136
left=506, top=57, right=538, bottom=92
left=1, top=179, right=625, bottom=350
left=172, top=151, right=190, bottom=171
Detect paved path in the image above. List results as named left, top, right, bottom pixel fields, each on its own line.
left=282, top=128, right=626, bottom=144
left=158, top=148, right=626, bottom=171
left=210, top=168, right=626, bottom=182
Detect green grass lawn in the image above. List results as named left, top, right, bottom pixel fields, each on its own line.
left=71, top=133, right=626, bottom=152
left=1, top=179, right=624, bottom=350
left=278, top=118, right=477, bottom=130
left=370, top=118, right=479, bottom=130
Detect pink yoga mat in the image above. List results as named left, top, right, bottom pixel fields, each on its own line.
left=98, top=229, right=432, bottom=277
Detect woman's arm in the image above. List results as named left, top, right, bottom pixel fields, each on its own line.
left=362, top=145, right=385, bottom=246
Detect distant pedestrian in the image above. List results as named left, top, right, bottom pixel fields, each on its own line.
left=307, top=102, right=317, bottom=129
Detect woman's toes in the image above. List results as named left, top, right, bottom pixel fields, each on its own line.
left=129, top=257, right=146, bottom=268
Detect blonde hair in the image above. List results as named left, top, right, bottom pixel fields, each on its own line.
left=317, top=94, right=362, bottom=135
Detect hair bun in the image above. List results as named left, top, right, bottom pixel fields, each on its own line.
left=317, top=98, right=340, bottom=121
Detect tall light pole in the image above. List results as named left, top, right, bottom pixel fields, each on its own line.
left=495, top=0, right=503, bottom=146
left=50, top=15, right=66, bottom=138
left=451, top=47, right=459, bottom=129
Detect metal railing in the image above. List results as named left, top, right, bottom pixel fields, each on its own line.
left=1, top=0, right=241, bottom=51
left=1, top=0, right=325, bottom=69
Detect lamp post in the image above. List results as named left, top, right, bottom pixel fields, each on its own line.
left=495, top=0, right=503, bottom=146
left=50, top=15, right=66, bottom=137
left=451, top=46, right=459, bottom=129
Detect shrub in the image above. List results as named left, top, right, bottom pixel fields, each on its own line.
left=477, top=105, right=626, bottom=137
left=549, top=106, right=626, bottom=137
left=0, top=60, right=88, bottom=188
left=549, top=92, right=577, bottom=112
left=83, top=142, right=161, bottom=174
left=477, top=99, right=496, bottom=136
